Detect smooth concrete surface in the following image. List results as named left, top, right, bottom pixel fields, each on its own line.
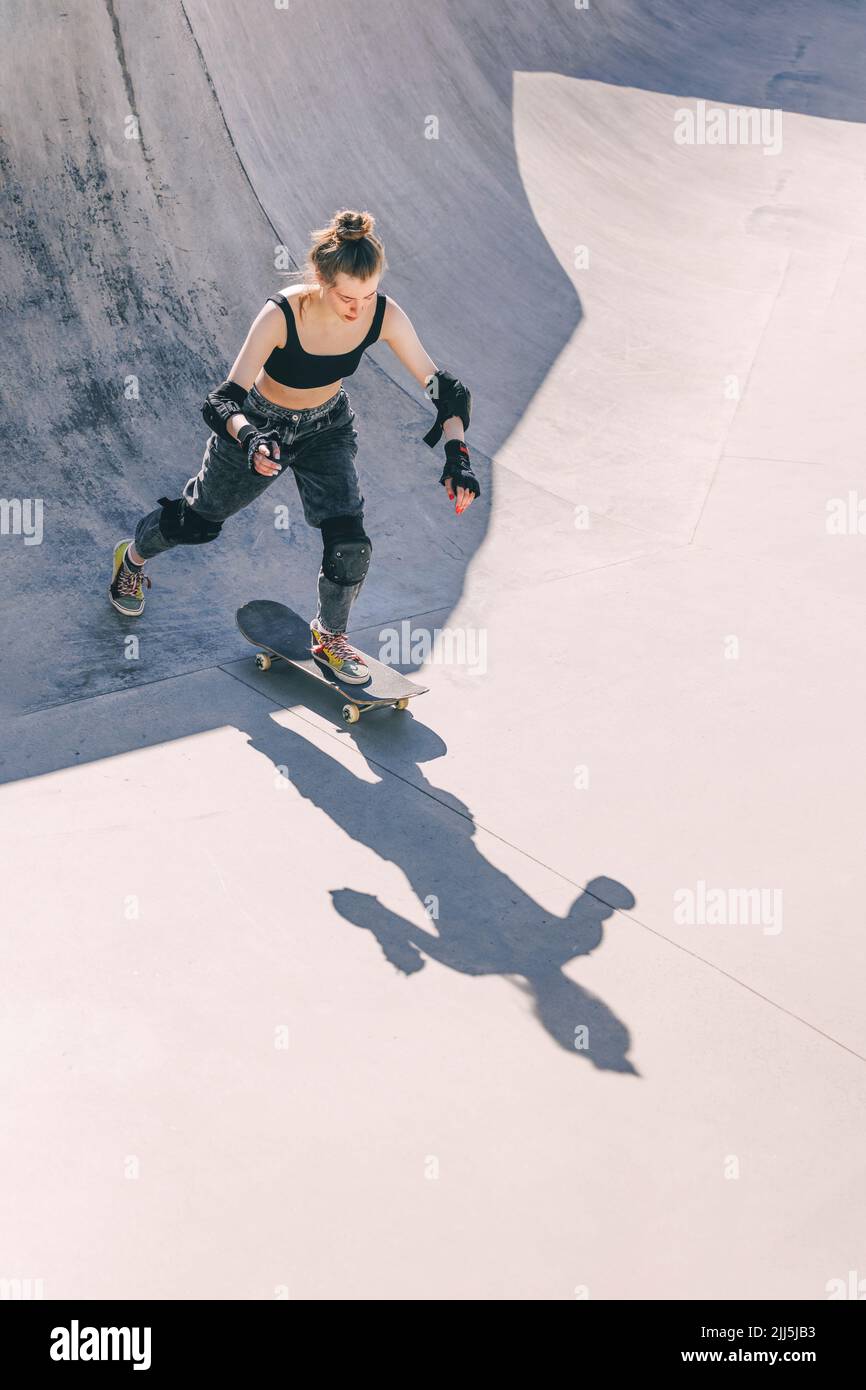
left=2, top=0, right=865, bottom=1299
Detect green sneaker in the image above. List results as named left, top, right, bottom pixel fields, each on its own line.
left=310, top=620, right=370, bottom=684
left=109, top=539, right=151, bottom=616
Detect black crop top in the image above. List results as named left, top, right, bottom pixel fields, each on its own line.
left=263, top=291, right=387, bottom=388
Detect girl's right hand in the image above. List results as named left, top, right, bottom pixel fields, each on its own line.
left=237, top=424, right=282, bottom=475
left=252, top=442, right=282, bottom=477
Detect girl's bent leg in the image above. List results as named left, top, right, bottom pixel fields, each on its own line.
left=132, top=429, right=283, bottom=561
left=134, top=503, right=176, bottom=560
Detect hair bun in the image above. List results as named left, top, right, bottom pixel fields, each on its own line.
left=334, top=208, right=374, bottom=243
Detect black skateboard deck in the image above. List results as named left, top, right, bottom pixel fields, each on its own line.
left=236, top=600, right=428, bottom=723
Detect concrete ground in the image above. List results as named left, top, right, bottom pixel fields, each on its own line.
left=1, top=1, right=865, bottom=1299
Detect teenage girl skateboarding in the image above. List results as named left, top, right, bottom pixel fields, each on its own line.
left=109, top=208, right=478, bottom=684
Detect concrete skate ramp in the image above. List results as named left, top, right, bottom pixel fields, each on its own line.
left=3, top=0, right=866, bottom=715
left=3, top=2, right=866, bottom=1299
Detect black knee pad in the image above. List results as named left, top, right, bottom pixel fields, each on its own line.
left=320, top=513, right=372, bottom=586
left=157, top=496, right=223, bottom=546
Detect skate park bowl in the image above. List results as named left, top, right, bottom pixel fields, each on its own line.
left=1, top=0, right=865, bottom=1299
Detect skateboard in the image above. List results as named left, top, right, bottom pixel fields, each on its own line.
left=236, top=600, right=428, bottom=724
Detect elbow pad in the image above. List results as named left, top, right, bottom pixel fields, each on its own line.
left=202, top=379, right=249, bottom=440
left=422, top=369, right=472, bottom=448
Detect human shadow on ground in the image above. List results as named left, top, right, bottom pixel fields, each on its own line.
left=240, top=702, right=639, bottom=1074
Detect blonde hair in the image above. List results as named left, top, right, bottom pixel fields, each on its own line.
left=285, top=209, right=386, bottom=318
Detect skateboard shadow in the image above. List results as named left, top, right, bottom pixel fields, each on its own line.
left=240, top=704, right=639, bottom=1075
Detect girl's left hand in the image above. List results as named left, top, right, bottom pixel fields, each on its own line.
left=443, top=480, right=477, bottom=515
left=441, top=439, right=480, bottom=515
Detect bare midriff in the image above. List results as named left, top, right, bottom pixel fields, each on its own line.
left=253, top=368, right=345, bottom=412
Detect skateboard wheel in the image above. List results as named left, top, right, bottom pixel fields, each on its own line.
left=395, top=698, right=409, bottom=711
left=255, top=652, right=272, bottom=672
left=341, top=703, right=360, bottom=724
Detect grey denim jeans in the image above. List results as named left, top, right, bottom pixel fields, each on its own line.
left=134, top=384, right=366, bottom=632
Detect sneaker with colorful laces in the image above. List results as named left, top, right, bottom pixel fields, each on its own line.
left=310, top=620, right=370, bottom=684
left=109, top=538, right=151, bottom=616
